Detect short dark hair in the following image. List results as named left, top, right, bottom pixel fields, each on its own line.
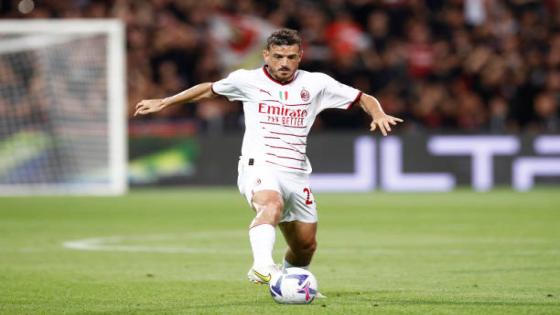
left=266, top=28, right=302, bottom=49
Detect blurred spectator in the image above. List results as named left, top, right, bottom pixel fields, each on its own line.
left=405, top=20, right=434, bottom=79
left=1, top=0, right=559, bottom=134
left=532, top=92, right=560, bottom=132
left=488, top=96, right=511, bottom=133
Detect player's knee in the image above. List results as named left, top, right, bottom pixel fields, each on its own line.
left=296, top=238, right=317, bottom=256
left=254, top=198, right=283, bottom=224
left=266, top=199, right=283, bottom=222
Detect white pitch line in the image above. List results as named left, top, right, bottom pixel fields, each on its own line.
left=62, top=234, right=248, bottom=254
left=62, top=234, right=560, bottom=256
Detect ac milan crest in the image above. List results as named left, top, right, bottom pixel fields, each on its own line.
left=300, top=88, right=310, bottom=102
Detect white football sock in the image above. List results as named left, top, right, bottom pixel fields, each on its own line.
left=283, top=258, right=308, bottom=271
left=249, top=224, right=276, bottom=267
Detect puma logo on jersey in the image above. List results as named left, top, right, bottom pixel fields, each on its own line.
left=259, top=89, right=271, bottom=96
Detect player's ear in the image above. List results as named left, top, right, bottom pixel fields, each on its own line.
left=263, top=48, right=270, bottom=59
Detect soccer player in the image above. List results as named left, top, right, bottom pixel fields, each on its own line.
left=135, top=29, right=403, bottom=286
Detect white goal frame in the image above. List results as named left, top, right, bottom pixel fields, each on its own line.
left=0, top=20, right=127, bottom=195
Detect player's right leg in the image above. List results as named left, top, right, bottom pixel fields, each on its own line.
left=237, top=160, right=284, bottom=284
left=246, top=190, right=283, bottom=284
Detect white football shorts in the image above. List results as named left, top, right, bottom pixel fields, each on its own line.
left=237, top=157, right=317, bottom=223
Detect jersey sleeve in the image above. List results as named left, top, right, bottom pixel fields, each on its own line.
left=211, top=69, right=248, bottom=102
left=318, top=74, right=362, bottom=112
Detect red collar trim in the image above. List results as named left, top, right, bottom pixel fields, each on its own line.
left=262, top=66, right=297, bottom=85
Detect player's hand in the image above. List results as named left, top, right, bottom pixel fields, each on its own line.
left=370, top=114, right=403, bottom=136
left=134, top=99, right=166, bottom=116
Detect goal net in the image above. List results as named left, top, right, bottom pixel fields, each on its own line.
left=0, top=20, right=126, bottom=195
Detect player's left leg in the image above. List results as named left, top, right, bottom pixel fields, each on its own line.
left=278, top=220, right=317, bottom=269
left=279, top=221, right=327, bottom=298
left=276, top=170, right=318, bottom=269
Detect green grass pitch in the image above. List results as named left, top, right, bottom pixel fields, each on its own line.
left=0, top=189, right=559, bottom=314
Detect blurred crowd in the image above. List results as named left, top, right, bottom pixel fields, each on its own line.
left=2, top=0, right=560, bottom=134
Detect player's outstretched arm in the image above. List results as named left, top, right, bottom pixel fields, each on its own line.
left=134, top=82, right=216, bottom=116
left=358, top=93, right=403, bottom=136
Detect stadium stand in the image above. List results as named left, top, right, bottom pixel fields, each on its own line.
left=1, top=0, right=559, bottom=133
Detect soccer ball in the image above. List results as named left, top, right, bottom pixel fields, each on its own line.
left=269, top=267, right=318, bottom=304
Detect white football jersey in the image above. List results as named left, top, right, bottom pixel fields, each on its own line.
left=212, top=66, right=362, bottom=173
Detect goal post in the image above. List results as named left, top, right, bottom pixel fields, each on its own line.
left=0, top=20, right=127, bottom=195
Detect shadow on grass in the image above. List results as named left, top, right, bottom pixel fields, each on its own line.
left=76, top=291, right=558, bottom=314
left=446, top=265, right=560, bottom=274
left=331, top=291, right=558, bottom=308
left=378, top=299, right=559, bottom=307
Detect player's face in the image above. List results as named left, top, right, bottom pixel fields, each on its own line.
left=263, top=45, right=302, bottom=82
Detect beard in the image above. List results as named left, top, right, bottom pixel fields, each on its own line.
left=272, top=66, right=293, bottom=80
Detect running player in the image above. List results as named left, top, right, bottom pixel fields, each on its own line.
left=135, top=28, right=403, bottom=286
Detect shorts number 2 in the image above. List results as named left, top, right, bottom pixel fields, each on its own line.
left=303, top=188, right=313, bottom=205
